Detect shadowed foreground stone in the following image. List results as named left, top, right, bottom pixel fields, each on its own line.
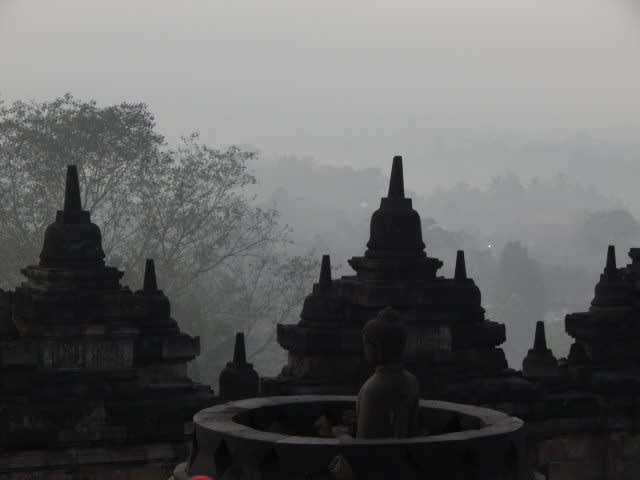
left=173, top=395, right=529, bottom=480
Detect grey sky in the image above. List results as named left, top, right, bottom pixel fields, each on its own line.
left=1, top=0, right=639, bottom=175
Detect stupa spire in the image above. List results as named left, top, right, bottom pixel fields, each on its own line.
left=219, top=331, right=259, bottom=400
left=319, top=255, right=332, bottom=289
left=143, top=259, right=158, bottom=291
left=387, top=156, right=405, bottom=199
left=523, top=320, right=559, bottom=379
left=605, top=245, right=617, bottom=273
left=233, top=332, right=247, bottom=364
left=63, top=165, right=82, bottom=212
left=533, top=321, right=548, bottom=351
left=454, top=250, right=467, bottom=281
left=590, top=244, right=629, bottom=308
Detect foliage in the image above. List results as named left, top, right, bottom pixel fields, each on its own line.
left=0, top=94, right=318, bottom=379
left=0, top=94, right=161, bottom=283
left=579, top=209, right=640, bottom=251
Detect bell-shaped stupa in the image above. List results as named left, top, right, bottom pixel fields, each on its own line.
left=264, top=156, right=513, bottom=402
left=0, top=165, right=217, bottom=478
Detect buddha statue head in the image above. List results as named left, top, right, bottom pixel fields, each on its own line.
left=362, top=306, right=408, bottom=367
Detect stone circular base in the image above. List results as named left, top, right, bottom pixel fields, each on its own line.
left=183, top=395, right=530, bottom=480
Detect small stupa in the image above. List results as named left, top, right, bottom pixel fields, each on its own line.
left=522, top=321, right=559, bottom=380
left=219, top=332, right=260, bottom=401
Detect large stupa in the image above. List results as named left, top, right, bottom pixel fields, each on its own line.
left=262, top=156, right=520, bottom=403
left=0, top=166, right=217, bottom=479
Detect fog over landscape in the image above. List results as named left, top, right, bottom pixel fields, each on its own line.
left=2, top=0, right=640, bottom=377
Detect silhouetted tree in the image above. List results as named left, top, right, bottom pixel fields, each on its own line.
left=579, top=209, right=640, bottom=252
left=0, top=94, right=318, bottom=380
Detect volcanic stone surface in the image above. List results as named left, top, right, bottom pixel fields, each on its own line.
left=176, top=395, right=528, bottom=480
left=0, top=166, right=217, bottom=477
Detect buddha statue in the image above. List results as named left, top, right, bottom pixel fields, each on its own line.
left=356, top=306, right=420, bottom=439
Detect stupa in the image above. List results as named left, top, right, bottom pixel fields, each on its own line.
left=522, top=321, right=559, bottom=381
left=219, top=332, right=260, bottom=401
left=0, top=166, right=217, bottom=479
left=565, top=245, right=640, bottom=389
left=263, top=156, right=519, bottom=403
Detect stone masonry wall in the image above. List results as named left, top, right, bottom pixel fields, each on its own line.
left=530, top=432, right=640, bottom=480
left=0, top=442, right=187, bottom=480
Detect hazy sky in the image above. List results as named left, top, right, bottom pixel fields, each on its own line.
left=1, top=0, right=639, bottom=172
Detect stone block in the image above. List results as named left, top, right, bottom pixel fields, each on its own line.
left=137, top=363, right=188, bottom=384
left=622, top=432, right=640, bottom=458
left=405, top=325, right=452, bottom=357
left=124, top=464, right=173, bottom=480
left=86, top=339, right=134, bottom=369
left=0, top=340, right=38, bottom=368
left=537, top=438, right=568, bottom=465
left=40, top=338, right=133, bottom=370
left=536, top=435, right=604, bottom=469
left=617, top=460, right=640, bottom=480
left=548, top=461, right=602, bottom=480
left=161, top=335, right=199, bottom=360
left=144, top=443, right=180, bottom=461
left=565, top=436, right=602, bottom=461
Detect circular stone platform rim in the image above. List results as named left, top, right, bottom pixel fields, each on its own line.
left=193, top=395, right=523, bottom=445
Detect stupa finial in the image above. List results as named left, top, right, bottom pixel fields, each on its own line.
left=143, top=259, right=158, bottom=291
left=454, top=250, right=467, bottom=281
left=605, top=245, right=617, bottom=273
left=387, top=156, right=405, bottom=199
left=233, top=332, right=247, bottom=364
left=533, top=321, right=548, bottom=351
left=63, top=165, right=82, bottom=212
left=319, top=255, right=332, bottom=289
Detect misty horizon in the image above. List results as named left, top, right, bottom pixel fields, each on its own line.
left=2, top=1, right=640, bottom=181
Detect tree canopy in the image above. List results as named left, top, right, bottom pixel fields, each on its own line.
left=0, top=94, right=317, bottom=382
